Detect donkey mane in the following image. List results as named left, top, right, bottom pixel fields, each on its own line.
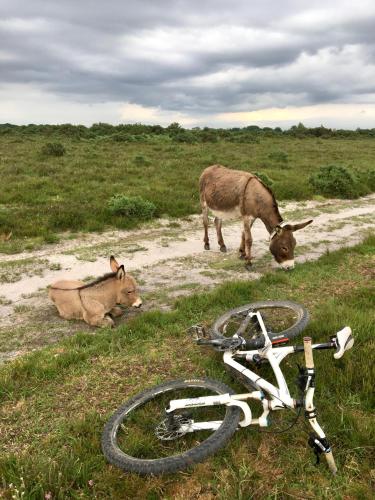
left=253, top=175, right=283, bottom=222
left=77, top=272, right=117, bottom=290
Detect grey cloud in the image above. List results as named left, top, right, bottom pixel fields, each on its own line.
left=1, top=0, right=375, bottom=120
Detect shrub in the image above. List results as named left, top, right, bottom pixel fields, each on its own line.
left=227, top=134, right=259, bottom=143
left=173, top=131, right=197, bottom=143
left=111, top=133, right=129, bottom=142
left=199, top=130, right=219, bottom=143
left=43, top=233, right=60, bottom=244
left=133, top=154, right=151, bottom=166
left=362, top=168, right=375, bottom=191
left=268, top=150, right=288, bottom=163
left=41, top=142, right=66, bottom=156
left=309, top=165, right=363, bottom=198
left=107, top=195, right=156, bottom=219
left=166, top=122, right=182, bottom=135
left=254, top=172, right=274, bottom=187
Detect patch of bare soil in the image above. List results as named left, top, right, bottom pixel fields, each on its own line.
left=0, top=195, right=374, bottom=362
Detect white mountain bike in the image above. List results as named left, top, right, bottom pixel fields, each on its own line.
left=101, top=300, right=354, bottom=476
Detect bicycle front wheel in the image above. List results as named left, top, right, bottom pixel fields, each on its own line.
left=211, top=300, right=309, bottom=347
left=101, top=378, right=241, bottom=475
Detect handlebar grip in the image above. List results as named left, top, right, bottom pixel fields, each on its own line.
left=196, top=338, right=221, bottom=346
left=303, top=336, right=314, bottom=369
left=325, top=450, right=338, bottom=475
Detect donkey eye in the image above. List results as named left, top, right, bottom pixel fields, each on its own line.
left=281, top=247, right=288, bottom=252
left=127, top=290, right=134, bottom=294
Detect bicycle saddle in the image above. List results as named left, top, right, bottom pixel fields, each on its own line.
left=333, top=327, right=354, bottom=359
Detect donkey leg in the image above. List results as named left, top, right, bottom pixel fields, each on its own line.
left=202, top=205, right=210, bottom=250
left=243, top=216, right=255, bottom=267
left=83, top=311, right=115, bottom=328
left=81, top=298, right=115, bottom=327
left=54, top=301, right=82, bottom=320
left=239, top=231, right=245, bottom=259
left=214, top=217, right=226, bottom=252
left=57, top=308, right=75, bottom=320
left=109, top=306, right=124, bottom=317
left=95, top=315, right=115, bottom=328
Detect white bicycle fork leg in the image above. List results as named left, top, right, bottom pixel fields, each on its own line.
left=167, top=392, right=253, bottom=428
left=304, top=337, right=338, bottom=475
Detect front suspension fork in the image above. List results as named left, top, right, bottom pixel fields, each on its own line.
left=303, top=337, right=338, bottom=475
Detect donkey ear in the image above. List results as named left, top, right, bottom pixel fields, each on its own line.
left=116, top=265, right=126, bottom=280
left=110, top=255, right=119, bottom=272
left=291, top=220, right=313, bottom=232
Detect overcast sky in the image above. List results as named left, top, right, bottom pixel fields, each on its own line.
left=1, top=0, right=375, bottom=128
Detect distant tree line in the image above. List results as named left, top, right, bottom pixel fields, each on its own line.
left=1, top=121, right=375, bottom=142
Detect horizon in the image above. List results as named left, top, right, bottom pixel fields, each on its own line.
left=1, top=122, right=374, bottom=132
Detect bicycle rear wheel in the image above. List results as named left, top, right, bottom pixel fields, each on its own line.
left=211, top=300, right=309, bottom=348
left=101, top=378, right=241, bottom=475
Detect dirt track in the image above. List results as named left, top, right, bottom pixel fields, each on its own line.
left=0, top=194, right=374, bottom=362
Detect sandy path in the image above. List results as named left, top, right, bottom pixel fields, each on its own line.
left=0, top=195, right=374, bottom=361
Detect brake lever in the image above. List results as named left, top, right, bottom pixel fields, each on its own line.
left=196, top=336, right=245, bottom=351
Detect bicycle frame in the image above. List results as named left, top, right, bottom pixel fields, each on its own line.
left=167, top=340, right=334, bottom=432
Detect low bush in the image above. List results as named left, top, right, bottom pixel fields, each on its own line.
left=199, top=130, right=219, bottom=143
left=361, top=168, right=375, bottom=191
left=254, top=172, right=274, bottom=187
left=227, top=134, right=260, bottom=143
left=133, top=154, right=151, bottom=166
left=110, top=133, right=129, bottom=142
left=173, top=131, right=197, bottom=143
left=41, top=142, right=66, bottom=156
left=268, top=150, right=288, bottom=163
left=309, top=164, right=365, bottom=199
left=107, top=195, right=156, bottom=219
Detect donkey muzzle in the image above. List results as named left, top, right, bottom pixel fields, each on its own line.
left=132, top=298, right=143, bottom=308
left=280, top=259, right=295, bottom=271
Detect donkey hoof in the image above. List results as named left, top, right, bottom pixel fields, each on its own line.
left=204, top=244, right=210, bottom=250
left=239, top=252, right=245, bottom=260
left=220, top=245, right=227, bottom=253
left=102, top=316, right=115, bottom=328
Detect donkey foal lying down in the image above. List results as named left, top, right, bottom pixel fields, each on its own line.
left=49, top=256, right=142, bottom=327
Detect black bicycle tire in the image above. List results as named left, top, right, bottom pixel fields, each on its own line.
left=101, top=378, right=241, bottom=475
left=210, top=300, right=309, bottom=344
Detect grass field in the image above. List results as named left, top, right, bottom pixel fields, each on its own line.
left=1, top=133, right=375, bottom=252
left=0, top=235, right=374, bottom=499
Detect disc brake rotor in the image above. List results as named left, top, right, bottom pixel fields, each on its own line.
left=155, top=415, right=192, bottom=441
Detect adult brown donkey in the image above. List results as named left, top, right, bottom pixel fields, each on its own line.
left=199, top=165, right=312, bottom=270
left=49, top=256, right=142, bottom=327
